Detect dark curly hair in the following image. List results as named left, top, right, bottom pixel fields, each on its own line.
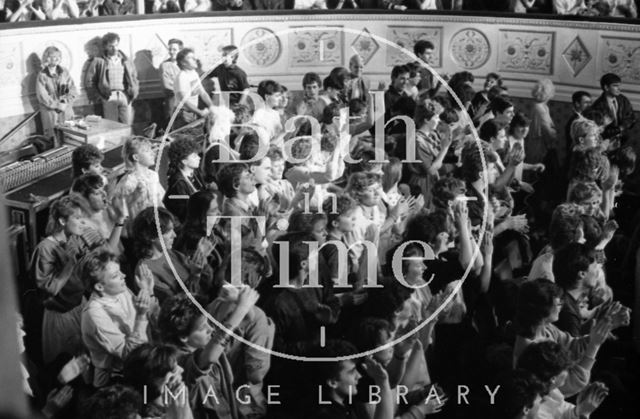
left=549, top=203, right=584, bottom=251
left=460, top=141, right=496, bottom=184
left=432, top=176, right=466, bottom=210
left=552, top=243, right=592, bottom=291
left=131, top=207, right=175, bottom=260
left=167, top=138, right=199, bottom=180
left=71, top=173, right=105, bottom=200
left=493, top=369, right=546, bottom=419
left=123, top=343, right=180, bottom=402
left=569, top=147, right=610, bottom=184
left=324, top=194, right=357, bottom=228
left=514, top=279, right=563, bottom=338
left=81, top=384, right=141, bottom=419
left=216, top=162, right=250, bottom=198
left=517, top=341, right=572, bottom=384
left=72, top=144, right=104, bottom=179
left=158, top=294, right=209, bottom=345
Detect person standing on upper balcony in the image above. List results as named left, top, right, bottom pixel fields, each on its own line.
left=173, top=48, right=217, bottom=129
left=36, top=46, right=77, bottom=140
left=86, top=32, right=139, bottom=125
left=207, top=45, right=250, bottom=107
left=384, top=65, right=410, bottom=122
left=552, top=0, right=584, bottom=14
left=347, top=54, right=369, bottom=104
left=589, top=73, right=637, bottom=145
left=98, top=0, right=135, bottom=14
left=413, top=40, right=442, bottom=100
left=159, top=38, right=183, bottom=124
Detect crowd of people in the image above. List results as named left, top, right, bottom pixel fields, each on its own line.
left=11, top=29, right=640, bottom=419
left=2, top=0, right=640, bottom=21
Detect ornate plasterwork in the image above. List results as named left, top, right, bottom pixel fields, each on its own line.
left=183, top=29, right=233, bottom=71
left=0, top=43, right=22, bottom=88
left=498, top=30, right=554, bottom=75
left=449, top=28, right=491, bottom=70
left=350, top=28, right=379, bottom=65
left=386, top=26, right=442, bottom=67
left=289, top=27, right=343, bottom=67
left=241, top=28, right=282, bottom=67
left=600, top=36, right=640, bottom=84
left=562, top=36, right=591, bottom=77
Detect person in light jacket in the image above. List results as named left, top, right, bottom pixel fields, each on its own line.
left=36, top=46, right=77, bottom=140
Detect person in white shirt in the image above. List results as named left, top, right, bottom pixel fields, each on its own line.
left=173, top=47, right=217, bottom=129
left=159, top=38, right=183, bottom=123
left=80, top=248, right=153, bottom=387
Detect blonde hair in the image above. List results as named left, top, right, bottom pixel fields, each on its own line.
left=570, top=118, right=599, bottom=144
left=532, top=79, right=555, bottom=102
left=42, top=46, right=61, bottom=65
left=122, top=136, right=152, bottom=168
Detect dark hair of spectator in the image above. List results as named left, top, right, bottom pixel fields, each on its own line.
left=176, top=48, right=195, bottom=70
left=102, top=32, right=120, bottom=47
left=571, top=90, right=591, bottom=105
left=517, top=340, right=572, bottom=384
left=257, top=80, right=281, bottom=100
left=217, top=163, right=250, bottom=198
left=414, top=40, right=435, bottom=56
left=132, top=207, right=175, bottom=260
left=167, top=137, right=199, bottom=179
left=600, top=73, right=622, bottom=90
left=514, top=278, right=563, bottom=338
left=80, top=384, right=142, bottom=419
left=391, top=64, right=411, bottom=80
left=123, top=343, right=180, bottom=402
left=72, top=144, right=104, bottom=179
left=71, top=172, right=105, bottom=199
left=493, top=369, right=546, bottom=419
left=552, top=243, right=592, bottom=291
left=167, top=38, right=183, bottom=48
left=302, top=72, right=322, bottom=88
left=79, top=248, right=120, bottom=291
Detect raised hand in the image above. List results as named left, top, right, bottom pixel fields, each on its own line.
left=576, top=382, right=609, bottom=417
left=135, top=263, right=155, bottom=294
left=362, top=357, right=389, bottom=386
left=134, top=289, right=152, bottom=317
left=43, top=385, right=74, bottom=417
left=589, top=318, right=613, bottom=347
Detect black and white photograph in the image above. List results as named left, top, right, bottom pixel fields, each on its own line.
left=0, top=2, right=639, bottom=419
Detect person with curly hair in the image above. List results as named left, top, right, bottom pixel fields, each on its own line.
left=132, top=207, right=215, bottom=303
left=81, top=384, right=141, bottom=419
left=163, top=137, right=206, bottom=223
left=71, top=144, right=104, bottom=180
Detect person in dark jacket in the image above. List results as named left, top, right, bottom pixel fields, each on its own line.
left=589, top=73, right=636, bottom=145
left=85, top=32, right=139, bottom=125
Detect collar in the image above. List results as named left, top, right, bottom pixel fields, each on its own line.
left=44, top=66, right=63, bottom=77
left=228, top=197, right=251, bottom=212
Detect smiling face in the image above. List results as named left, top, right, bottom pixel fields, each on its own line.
left=336, top=209, right=357, bottom=233
left=605, top=82, right=621, bottom=97
left=88, top=186, right=108, bottom=212
left=349, top=57, right=364, bottom=78
left=45, top=52, right=61, bottom=69
left=62, top=208, right=88, bottom=236
left=392, top=72, right=410, bottom=91
left=328, top=360, right=362, bottom=399
left=357, top=182, right=382, bottom=207
left=180, top=52, right=198, bottom=71
left=484, top=77, right=497, bottom=92
left=167, top=43, right=181, bottom=60
left=418, top=48, right=434, bottom=65
left=236, top=169, right=256, bottom=196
